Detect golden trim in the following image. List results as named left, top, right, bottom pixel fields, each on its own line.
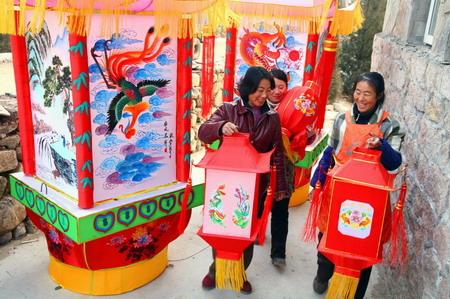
left=351, top=158, right=378, bottom=164
left=332, top=177, right=394, bottom=191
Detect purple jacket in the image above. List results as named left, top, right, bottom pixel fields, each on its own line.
left=198, top=99, right=286, bottom=194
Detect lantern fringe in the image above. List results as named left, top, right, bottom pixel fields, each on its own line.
left=301, top=179, right=322, bottom=243
left=216, top=256, right=247, bottom=292
left=389, top=180, right=407, bottom=267
left=2, top=0, right=363, bottom=37
left=201, top=26, right=215, bottom=119
left=313, top=37, right=338, bottom=132
left=228, top=0, right=333, bottom=34
left=326, top=272, right=359, bottom=299
left=329, top=0, right=365, bottom=37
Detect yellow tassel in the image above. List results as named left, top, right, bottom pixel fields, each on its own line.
left=326, top=272, right=359, bottom=299
left=281, top=133, right=298, bottom=164
left=329, top=0, right=365, bottom=36
left=228, top=0, right=333, bottom=35
left=215, top=256, right=247, bottom=292
left=0, top=0, right=15, bottom=35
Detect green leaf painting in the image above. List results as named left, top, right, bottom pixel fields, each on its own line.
left=69, top=41, right=86, bottom=56
left=73, top=72, right=88, bottom=91
left=74, top=101, right=90, bottom=115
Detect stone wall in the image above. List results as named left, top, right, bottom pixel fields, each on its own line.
left=371, top=33, right=450, bottom=299
left=0, top=94, right=37, bottom=245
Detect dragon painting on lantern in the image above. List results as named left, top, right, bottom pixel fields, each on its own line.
left=236, top=23, right=307, bottom=88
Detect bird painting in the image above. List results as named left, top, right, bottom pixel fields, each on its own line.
left=91, top=25, right=172, bottom=139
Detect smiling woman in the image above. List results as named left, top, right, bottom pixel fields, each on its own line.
left=309, top=71, right=405, bottom=298
left=197, top=66, right=287, bottom=294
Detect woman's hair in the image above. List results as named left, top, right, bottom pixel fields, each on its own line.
left=238, top=66, right=275, bottom=102
left=270, top=68, right=288, bottom=85
left=353, top=72, right=385, bottom=106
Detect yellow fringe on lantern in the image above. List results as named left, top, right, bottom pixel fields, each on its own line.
left=228, top=0, right=333, bottom=34
left=329, top=0, right=365, bottom=36
left=177, top=15, right=193, bottom=40
left=326, top=273, right=359, bottom=299
left=0, top=0, right=15, bottom=35
left=215, top=256, right=247, bottom=292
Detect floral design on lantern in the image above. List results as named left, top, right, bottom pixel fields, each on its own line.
left=109, top=222, right=170, bottom=262
left=39, top=219, right=74, bottom=262
left=209, top=184, right=227, bottom=227
left=338, top=200, right=374, bottom=239
left=294, top=94, right=317, bottom=116
left=232, top=185, right=251, bottom=229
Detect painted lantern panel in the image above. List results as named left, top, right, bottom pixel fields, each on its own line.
left=88, top=15, right=177, bottom=203
left=235, top=23, right=307, bottom=90
left=338, top=200, right=374, bottom=239
left=27, top=11, right=78, bottom=198
left=27, top=11, right=178, bottom=203
left=203, top=169, right=257, bottom=238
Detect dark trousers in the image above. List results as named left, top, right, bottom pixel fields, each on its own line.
left=316, top=232, right=372, bottom=299
left=208, top=243, right=255, bottom=278
left=270, top=196, right=290, bottom=259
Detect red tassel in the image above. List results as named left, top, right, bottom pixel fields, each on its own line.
left=257, top=165, right=276, bottom=245
left=177, top=178, right=192, bottom=235
left=257, top=186, right=274, bottom=245
left=201, top=34, right=215, bottom=118
left=389, top=181, right=407, bottom=267
left=301, top=179, right=322, bottom=242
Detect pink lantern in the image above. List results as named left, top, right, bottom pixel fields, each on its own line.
left=196, top=133, right=273, bottom=291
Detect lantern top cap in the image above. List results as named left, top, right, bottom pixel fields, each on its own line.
left=330, top=147, right=396, bottom=190
left=195, top=133, right=273, bottom=173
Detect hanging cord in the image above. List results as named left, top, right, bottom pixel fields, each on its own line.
left=168, top=245, right=211, bottom=262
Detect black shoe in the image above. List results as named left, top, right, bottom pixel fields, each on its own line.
left=271, top=257, right=286, bottom=267
left=313, top=276, right=328, bottom=294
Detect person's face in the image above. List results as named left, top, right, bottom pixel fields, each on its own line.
left=248, top=79, right=272, bottom=107
left=353, top=81, right=379, bottom=113
left=270, top=78, right=288, bottom=103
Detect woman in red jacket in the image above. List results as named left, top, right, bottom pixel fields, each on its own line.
left=199, top=66, right=286, bottom=294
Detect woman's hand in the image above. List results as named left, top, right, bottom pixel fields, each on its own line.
left=274, top=192, right=285, bottom=201
left=366, top=132, right=382, bottom=149
left=221, top=122, right=239, bottom=136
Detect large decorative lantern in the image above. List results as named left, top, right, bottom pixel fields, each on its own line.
left=317, top=147, right=404, bottom=298
left=196, top=133, right=273, bottom=291
left=2, top=0, right=237, bottom=295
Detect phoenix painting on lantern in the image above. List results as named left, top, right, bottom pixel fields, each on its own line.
left=29, top=12, right=178, bottom=203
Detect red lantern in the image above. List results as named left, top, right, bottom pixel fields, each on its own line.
left=196, top=133, right=273, bottom=292
left=318, top=147, right=399, bottom=298
left=276, top=81, right=319, bottom=160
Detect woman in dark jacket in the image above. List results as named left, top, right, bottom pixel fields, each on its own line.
left=199, top=66, right=286, bottom=294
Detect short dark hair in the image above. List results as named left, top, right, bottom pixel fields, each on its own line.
left=270, top=68, right=288, bottom=85
left=238, top=66, right=275, bottom=102
left=353, top=72, right=386, bottom=106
